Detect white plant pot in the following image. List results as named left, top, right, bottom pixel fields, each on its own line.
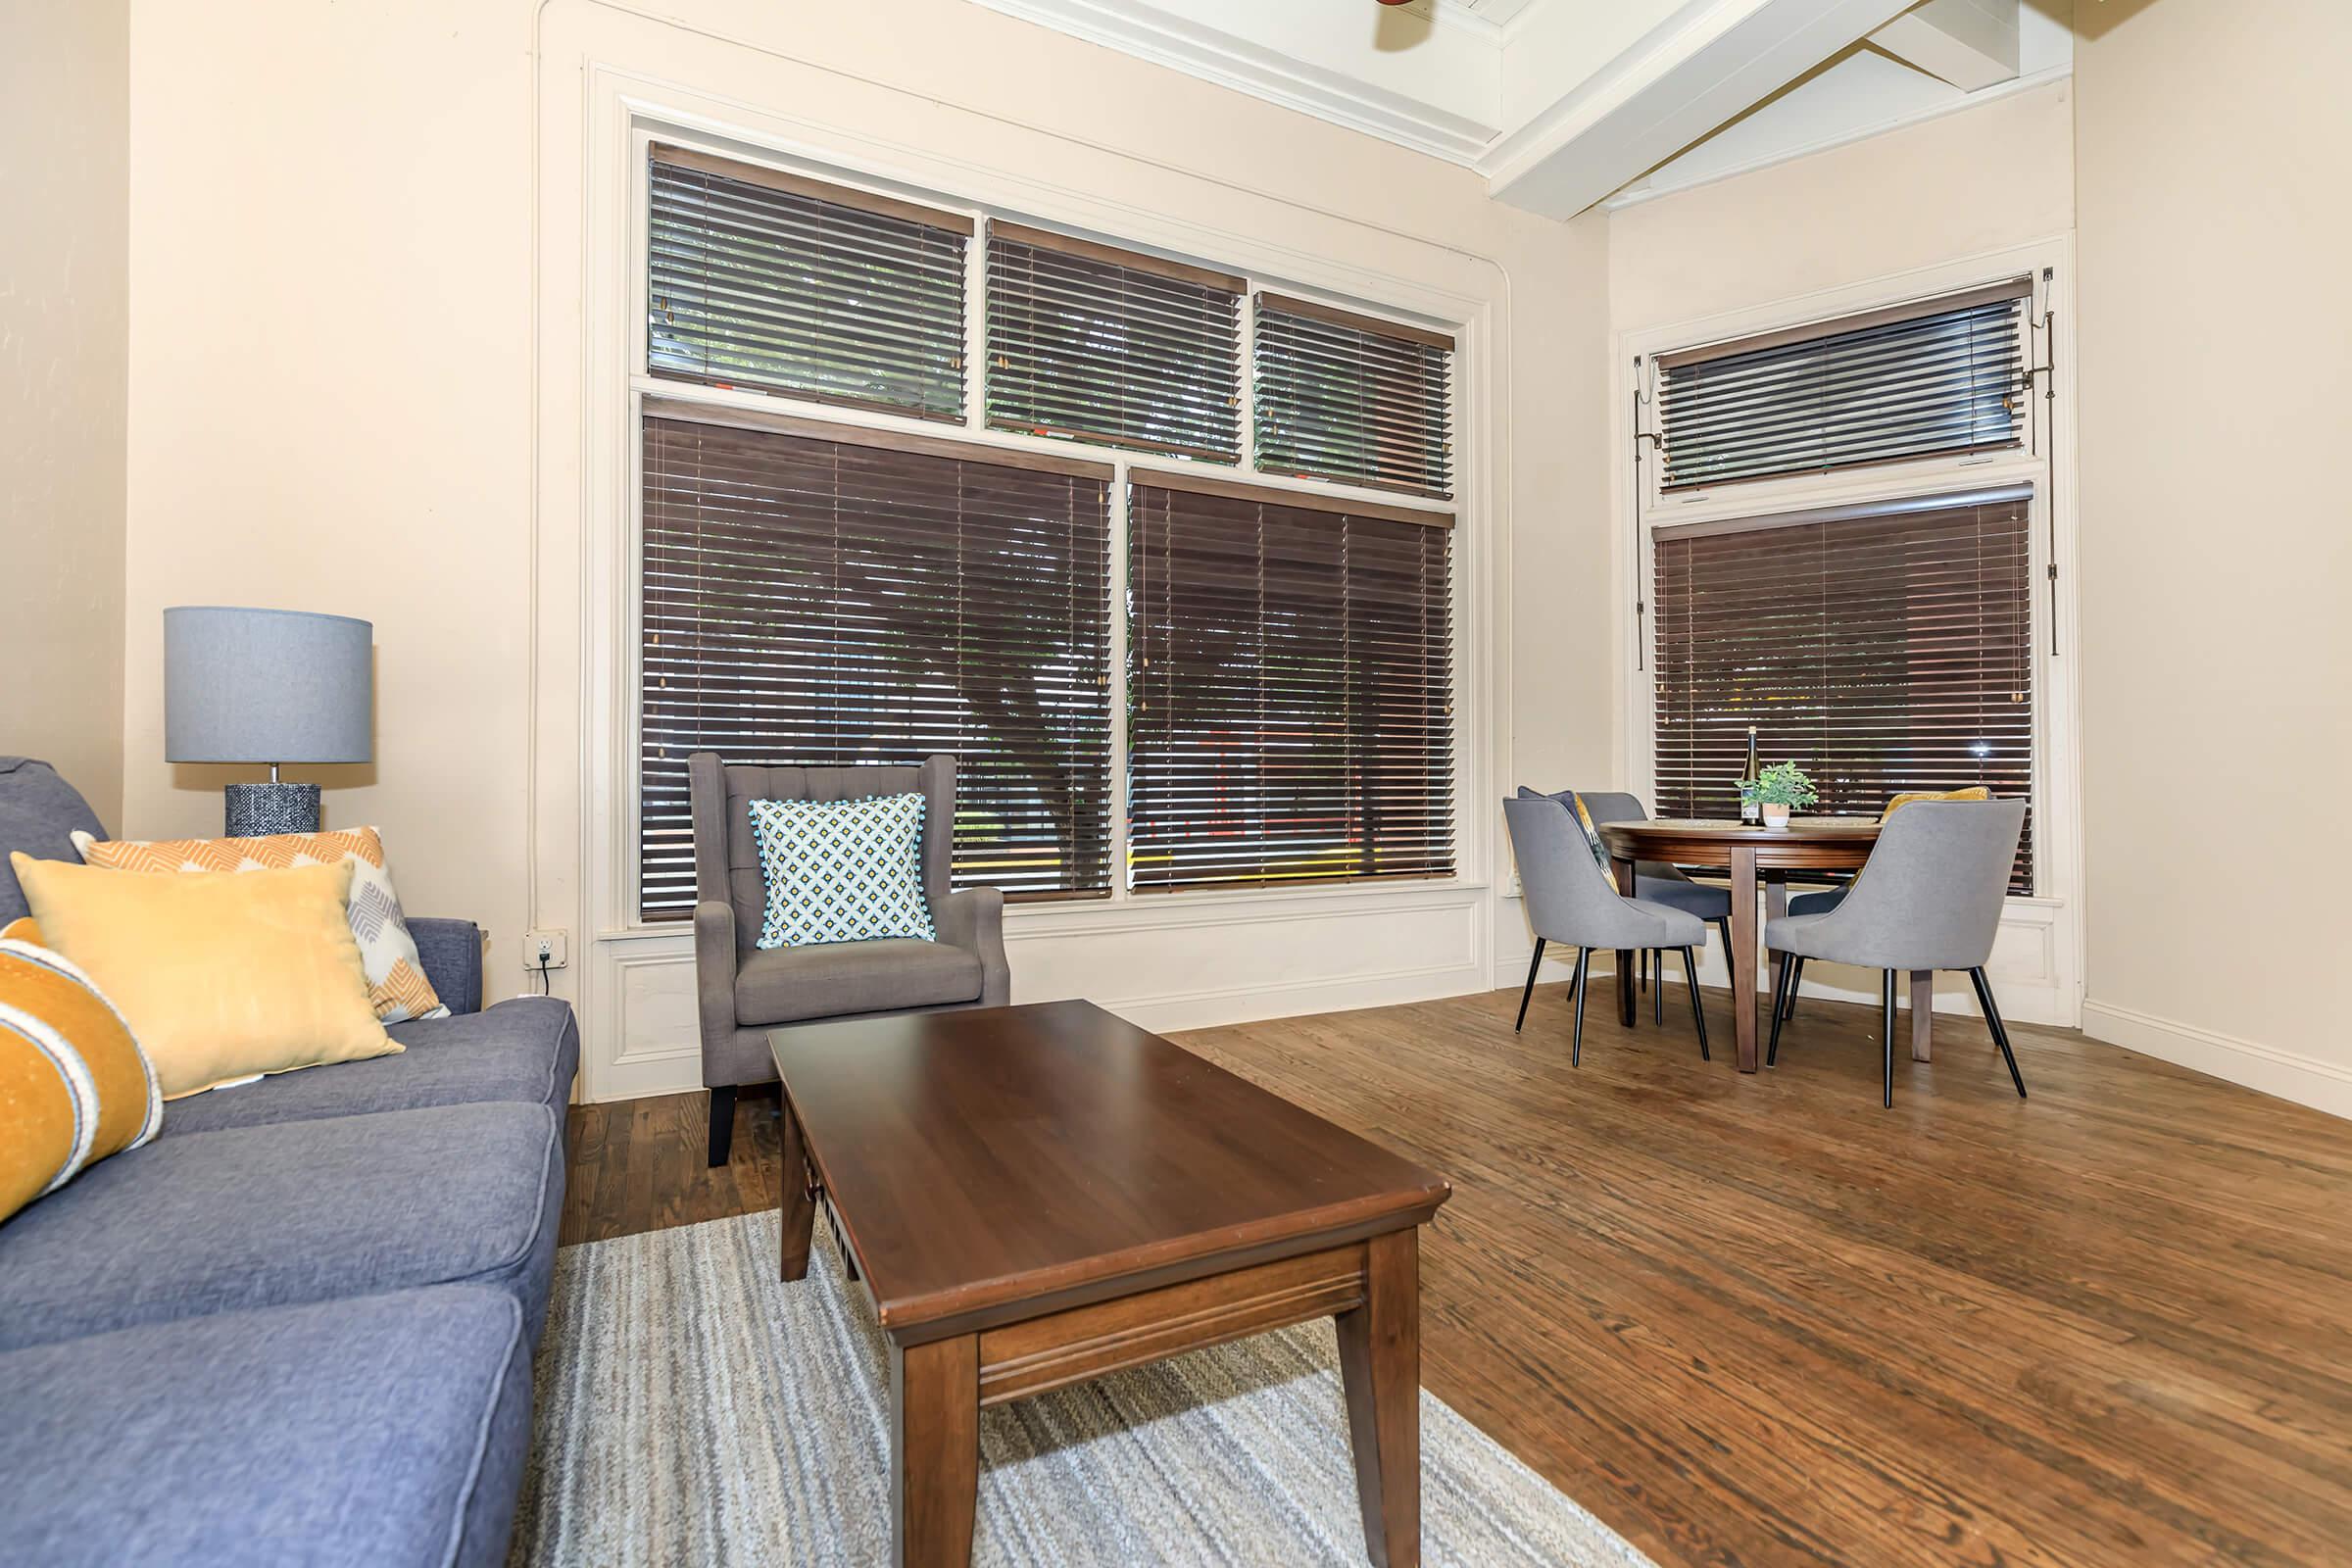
left=1761, top=804, right=1791, bottom=829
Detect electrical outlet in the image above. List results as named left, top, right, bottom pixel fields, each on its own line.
left=523, top=930, right=568, bottom=970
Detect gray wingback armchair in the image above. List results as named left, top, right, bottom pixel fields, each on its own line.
left=690, top=752, right=1009, bottom=1165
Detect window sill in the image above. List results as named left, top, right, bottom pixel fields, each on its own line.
left=596, top=876, right=1491, bottom=947
left=1005, top=877, right=1489, bottom=939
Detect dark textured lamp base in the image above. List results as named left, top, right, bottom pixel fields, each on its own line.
left=224, top=782, right=321, bottom=837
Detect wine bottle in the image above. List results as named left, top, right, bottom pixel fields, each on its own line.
left=1740, top=727, right=1760, bottom=825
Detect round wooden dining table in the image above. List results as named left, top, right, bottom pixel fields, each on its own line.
left=1596, top=818, right=1888, bottom=1073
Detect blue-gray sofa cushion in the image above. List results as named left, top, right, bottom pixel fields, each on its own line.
left=0, top=1285, right=529, bottom=1568
left=0, top=1102, right=562, bottom=1353
left=0, top=756, right=106, bottom=924
left=408, top=916, right=484, bottom=1017
left=162, top=998, right=577, bottom=1136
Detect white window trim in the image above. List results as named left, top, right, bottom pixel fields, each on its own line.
left=1612, top=237, right=2084, bottom=1023
left=601, top=109, right=1494, bottom=942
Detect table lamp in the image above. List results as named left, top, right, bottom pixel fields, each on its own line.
left=165, top=607, right=373, bottom=836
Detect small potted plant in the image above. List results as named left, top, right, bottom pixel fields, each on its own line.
left=1752, top=761, right=1818, bottom=829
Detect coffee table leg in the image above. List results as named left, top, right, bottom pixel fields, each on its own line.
left=892, top=1334, right=979, bottom=1568
left=778, top=1098, right=815, bottom=1282
left=1337, top=1230, right=1420, bottom=1568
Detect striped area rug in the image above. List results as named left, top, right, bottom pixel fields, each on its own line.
left=511, top=1212, right=1652, bottom=1567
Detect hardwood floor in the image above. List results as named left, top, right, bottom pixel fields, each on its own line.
left=561, top=981, right=2352, bottom=1568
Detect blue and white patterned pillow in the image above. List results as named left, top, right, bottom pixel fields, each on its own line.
left=747, top=793, right=936, bottom=949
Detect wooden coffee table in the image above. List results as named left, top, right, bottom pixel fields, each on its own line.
left=767, top=999, right=1450, bottom=1568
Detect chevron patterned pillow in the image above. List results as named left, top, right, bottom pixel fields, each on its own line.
left=748, top=793, right=936, bottom=949
left=71, top=827, right=448, bottom=1023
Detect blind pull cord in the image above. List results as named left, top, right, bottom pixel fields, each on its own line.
left=2024, top=269, right=2061, bottom=658
left=1632, top=362, right=1660, bottom=673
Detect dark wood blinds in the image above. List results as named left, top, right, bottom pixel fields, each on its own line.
left=1651, top=490, right=2035, bottom=892
left=1656, top=279, right=2030, bottom=490
left=1253, top=294, right=1453, bottom=499
left=986, top=222, right=1243, bottom=461
left=648, top=146, right=969, bottom=421
left=1128, top=473, right=1453, bottom=893
left=639, top=402, right=1112, bottom=916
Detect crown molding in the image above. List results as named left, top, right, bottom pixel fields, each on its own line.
left=971, top=0, right=1499, bottom=165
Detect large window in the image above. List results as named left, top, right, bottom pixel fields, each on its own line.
left=1643, top=278, right=2043, bottom=896
left=634, top=144, right=1460, bottom=917
left=1650, top=492, right=2034, bottom=891
left=1129, top=474, right=1453, bottom=892
left=638, top=405, right=1112, bottom=913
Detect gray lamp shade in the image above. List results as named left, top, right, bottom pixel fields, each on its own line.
left=165, top=607, right=373, bottom=765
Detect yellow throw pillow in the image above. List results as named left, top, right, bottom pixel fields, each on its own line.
left=0, top=939, right=163, bottom=1225
left=1881, top=786, right=1991, bottom=819
left=9, top=855, right=400, bottom=1100
left=73, top=828, right=446, bottom=1024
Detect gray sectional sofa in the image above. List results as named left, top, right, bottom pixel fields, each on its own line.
left=0, top=758, right=577, bottom=1568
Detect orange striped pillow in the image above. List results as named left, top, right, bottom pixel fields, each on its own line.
left=0, top=939, right=162, bottom=1225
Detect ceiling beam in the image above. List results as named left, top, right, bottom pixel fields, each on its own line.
left=1481, top=0, right=1921, bottom=220
left=1869, top=0, right=2021, bottom=92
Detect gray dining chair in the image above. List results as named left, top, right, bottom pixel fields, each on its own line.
left=1762, top=800, right=2029, bottom=1107
left=1774, top=786, right=1991, bottom=1019
left=1517, top=788, right=1736, bottom=1012
left=1503, top=796, right=1710, bottom=1065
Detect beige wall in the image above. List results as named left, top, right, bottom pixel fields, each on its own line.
left=2074, top=0, right=2352, bottom=1111
left=1607, top=77, right=2075, bottom=339
left=2, top=0, right=128, bottom=823
left=122, top=0, right=1610, bottom=1054
left=123, top=0, right=531, bottom=943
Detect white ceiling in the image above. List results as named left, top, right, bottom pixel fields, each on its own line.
left=1423, top=0, right=1545, bottom=29
left=971, top=0, right=2073, bottom=217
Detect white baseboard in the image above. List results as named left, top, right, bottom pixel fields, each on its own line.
left=2081, top=1001, right=2352, bottom=1122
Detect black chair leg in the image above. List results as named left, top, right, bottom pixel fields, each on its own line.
left=1714, top=917, right=1735, bottom=972
left=1881, top=969, right=1898, bottom=1108
left=1682, top=946, right=1710, bottom=1060
left=1571, top=947, right=1592, bottom=1066
left=1653, top=951, right=1664, bottom=1024
left=1782, top=956, right=1806, bottom=1020
left=1765, top=953, right=1793, bottom=1066
left=707, top=1085, right=737, bottom=1167
left=1638, top=947, right=1647, bottom=994
left=1515, top=939, right=1545, bottom=1032
left=1970, top=966, right=2029, bottom=1099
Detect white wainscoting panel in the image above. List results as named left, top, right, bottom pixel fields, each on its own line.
left=1495, top=894, right=2075, bottom=1028
left=591, top=934, right=701, bottom=1102
left=584, top=884, right=1493, bottom=1102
